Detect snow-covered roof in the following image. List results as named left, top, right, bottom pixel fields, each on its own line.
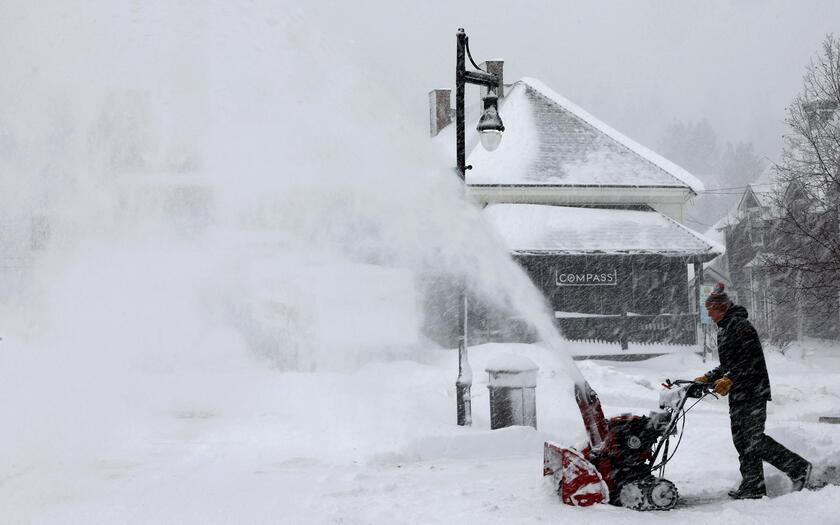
left=704, top=260, right=731, bottom=285
left=751, top=187, right=775, bottom=209
left=691, top=252, right=731, bottom=287
left=739, top=165, right=777, bottom=211
left=706, top=167, right=777, bottom=235
left=483, top=204, right=722, bottom=260
left=742, top=188, right=775, bottom=219
left=464, top=79, right=703, bottom=193
left=703, top=220, right=727, bottom=246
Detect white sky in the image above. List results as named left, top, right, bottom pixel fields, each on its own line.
left=306, top=0, right=840, bottom=162
left=2, top=0, right=838, bottom=167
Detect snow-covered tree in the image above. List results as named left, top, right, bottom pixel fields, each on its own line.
left=719, top=142, right=766, bottom=190
left=766, top=33, right=840, bottom=339
left=659, top=119, right=720, bottom=179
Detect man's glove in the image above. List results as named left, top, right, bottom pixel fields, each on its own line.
left=694, top=375, right=710, bottom=384
left=713, top=377, right=733, bottom=396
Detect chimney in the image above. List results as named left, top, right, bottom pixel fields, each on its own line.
left=428, top=89, right=452, bottom=137
left=480, top=60, right=504, bottom=99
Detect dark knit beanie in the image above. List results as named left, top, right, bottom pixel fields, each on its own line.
left=705, top=282, right=731, bottom=308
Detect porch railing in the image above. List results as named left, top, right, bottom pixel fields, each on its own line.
left=554, top=312, right=697, bottom=348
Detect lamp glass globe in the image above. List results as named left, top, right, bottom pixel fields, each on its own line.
left=479, top=130, right=502, bottom=151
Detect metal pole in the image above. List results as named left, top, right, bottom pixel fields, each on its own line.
left=456, top=29, right=466, bottom=181
left=456, top=292, right=471, bottom=426
left=693, top=261, right=705, bottom=362
left=455, top=28, right=471, bottom=426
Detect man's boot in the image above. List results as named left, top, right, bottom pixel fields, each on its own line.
left=790, top=462, right=812, bottom=491
left=728, top=485, right=767, bottom=500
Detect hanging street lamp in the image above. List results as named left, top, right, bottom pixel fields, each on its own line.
left=454, top=28, right=505, bottom=426
left=476, top=90, right=505, bottom=151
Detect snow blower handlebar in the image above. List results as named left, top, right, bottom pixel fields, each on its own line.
left=649, top=379, right=717, bottom=475
left=662, top=378, right=717, bottom=400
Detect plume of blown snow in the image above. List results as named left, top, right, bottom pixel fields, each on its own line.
left=0, top=1, right=581, bottom=468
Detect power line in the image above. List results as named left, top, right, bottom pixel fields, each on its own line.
left=699, top=184, right=775, bottom=194
left=686, top=217, right=713, bottom=227
left=703, top=185, right=750, bottom=191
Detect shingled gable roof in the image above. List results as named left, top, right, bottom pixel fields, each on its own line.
left=465, top=78, right=704, bottom=194
left=738, top=167, right=776, bottom=213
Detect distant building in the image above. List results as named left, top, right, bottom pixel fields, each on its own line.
left=715, top=169, right=840, bottom=344
left=714, top=179, right=775, bottom=337
left=430, top=69, right=721, bottom=349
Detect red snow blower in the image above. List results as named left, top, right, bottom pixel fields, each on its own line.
left=543, top=379, right=715, bottom=511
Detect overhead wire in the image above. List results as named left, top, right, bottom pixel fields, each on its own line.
left=686, top=218, right=713, bottom=227
left=699, top=185, right=753, bottom=192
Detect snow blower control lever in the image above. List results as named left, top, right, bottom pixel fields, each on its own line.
left=544, top=379, right=716, bottom=511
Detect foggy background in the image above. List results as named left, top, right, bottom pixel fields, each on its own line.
left=306, top=0, right=840, bottom=228
left=1, top=1, right=837, bottom=370
left=0, top=0, right=582, bottom=460
left=308, top=0, right=836, bottom=157
left=5, top=1, right=839, bottom=230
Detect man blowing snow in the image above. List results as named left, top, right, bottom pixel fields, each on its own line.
left=695, top=283, right=811, bottom=499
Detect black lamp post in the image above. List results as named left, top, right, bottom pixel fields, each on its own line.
left=454, top=28, right=505, bottom=427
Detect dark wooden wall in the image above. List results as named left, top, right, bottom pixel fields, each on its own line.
left=514, top=254, right=693, bottom=344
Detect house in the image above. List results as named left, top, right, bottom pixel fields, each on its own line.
left=714, top=175, right=775, bottom=335
left=717, top=168, right=840, bottom=344
left=429, top=65, right=721, bottom=348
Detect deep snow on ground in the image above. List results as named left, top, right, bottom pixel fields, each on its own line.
left=2, top=4, right=839, bottom=524
left=2, top=339, right=838, bottom=524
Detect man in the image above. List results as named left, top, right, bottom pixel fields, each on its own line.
left=695, top=283, right=811, bottom=499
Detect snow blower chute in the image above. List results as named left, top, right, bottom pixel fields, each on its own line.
left=543, top=379, right=716, bottom=510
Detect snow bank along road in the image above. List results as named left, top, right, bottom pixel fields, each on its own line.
left=2, top=341, right=838, bottom=524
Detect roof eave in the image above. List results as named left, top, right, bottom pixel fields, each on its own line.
left=467, top=184, right=693, bottom=209
left=468, top=183, right=691, bottom=189
left=511, top=250, right=721, bottom=262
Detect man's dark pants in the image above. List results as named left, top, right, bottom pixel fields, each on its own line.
left=730, top=399, right=809, bottom=491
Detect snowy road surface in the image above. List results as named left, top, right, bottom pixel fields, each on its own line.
left=2, top=340, right=839, bottom=524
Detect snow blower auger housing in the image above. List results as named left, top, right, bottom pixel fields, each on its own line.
left=544, top=379, right=715, bottom=510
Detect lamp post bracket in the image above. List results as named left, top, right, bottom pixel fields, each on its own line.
left=464, top=70, right=499, bottom=88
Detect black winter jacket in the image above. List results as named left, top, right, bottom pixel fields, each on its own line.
left=704, top=305, right=772, bottom=403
